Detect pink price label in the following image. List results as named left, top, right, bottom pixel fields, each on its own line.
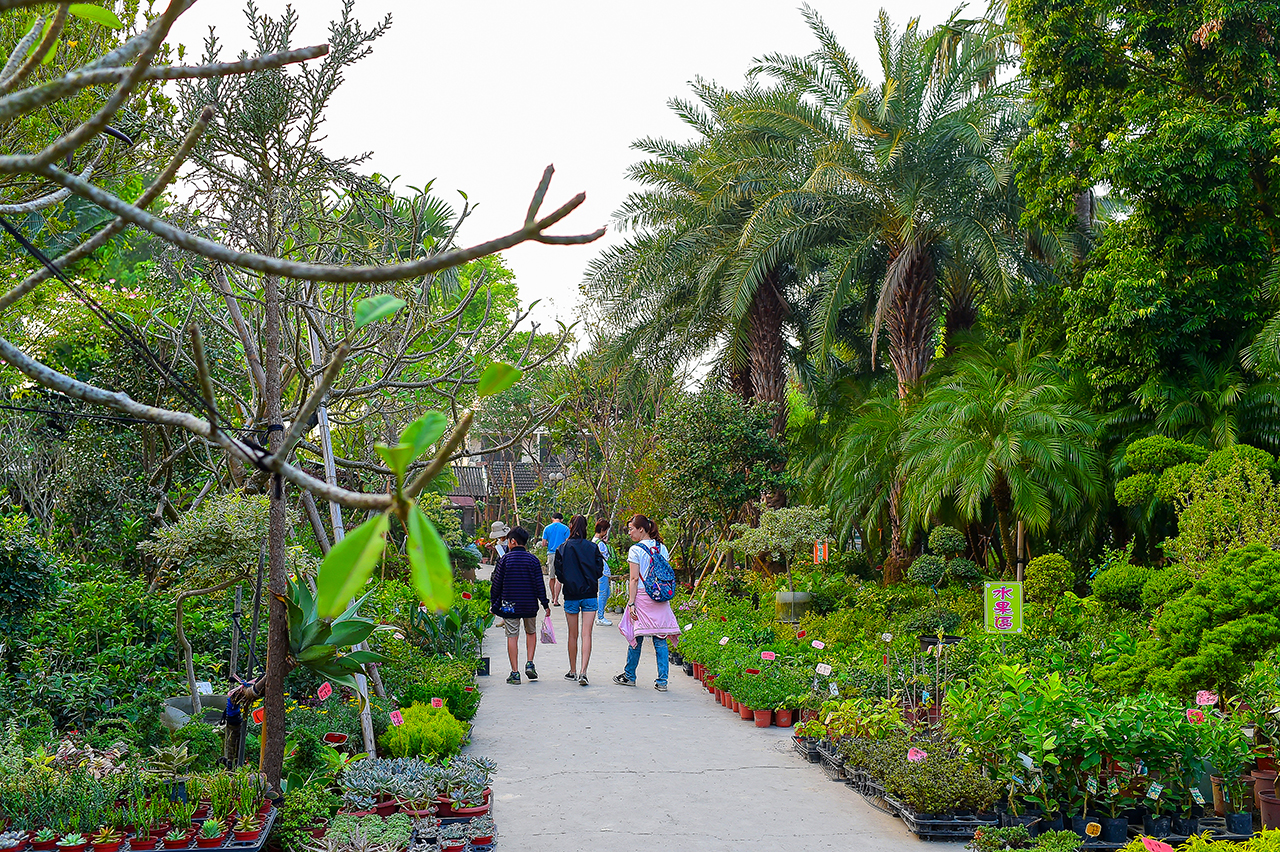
left=719, top=637, right=730, bottom=646
left=760, top=651, right=776, bottom=661
left=389, top=710, right=404, bottom=726
left=464, top=686, right=475, bottom=693
left=811, top=640, right=825, bottom=650
left=1142, top=839, right=1174, bottom=852
left=251, top=707, right=264, bottom=725
left=1196, top=690, right=1218, bottom=706
left=430, top=698, right=444, bottom=709
left=317, top=682, right=332, bottom=701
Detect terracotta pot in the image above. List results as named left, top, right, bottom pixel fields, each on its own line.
left=739, top=703, right=753, bottom=720
left=394, top=803, right=434, bottom=819
left=450, top=803, right=489, bottom=817
left=92, top=842, right=122, bottom=852
left=32, top=841, right=57, bottom=851
left=1259, top=755, right=1278, bottom=772
left=1255, top=769, right=1277, bottom=813
left=692, top=663, right=703, bottom=680
left=372, top=799, right=397, bottom=817
left=57, top=844, right=89, bottom=852
left=194, top=837, right=224, bottom=849
left=128, top=840, right=157, bottom=851
left=800, top=708, right=819, bottom=723
left=713, top=687, right=723, bottom=704
left=337, top=810, right=373, bottom=818
left=1212, top=775, right=1227, bottom=817
left=753, top=709, right=773, bottom=728
left=230, top=831, right=260, bottom=843
left=256, top=802, right=271, bottom=816
left=307, top=823, right=328, bottom=840
left=160, top=839, right=188, bottom=850
left=774, top=709, right=794, bottom=728
left=433, top=797, right=455, bottom=819
left=1261, top=790, right=1280, bottom=830
left=705, top=675, right=716, bottom=694
left=441, top=844, right=465, bottom=852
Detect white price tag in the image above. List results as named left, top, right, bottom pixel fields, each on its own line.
left=811, top=640, right=825, bottom=649
left=683, top=623, right=693, bottom=632
left=719, top=637, right=729, bottom=646
left=815, top=663, right=832, bottom=676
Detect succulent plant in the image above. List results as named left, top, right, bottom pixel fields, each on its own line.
left=161, top=829, right=186, bottom=843
left=34, top=829, right=59, bottom=844
left=90, top=828, right=123, bottom=844
left=56, top=834, right=86, bottom=848
left=0, top=831, right=26, bottom=849
left=437, top=822, right=466, bottom=842
left=198, top=820, right=223, bottom=840
left=233, top=815, right=260, bottom=834
left=466, top=814, right=496, bottom=840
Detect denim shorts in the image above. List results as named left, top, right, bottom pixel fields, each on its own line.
left=564, top=598, right=598, bottom=614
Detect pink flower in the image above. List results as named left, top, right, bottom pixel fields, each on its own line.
left=907, top=748, right=928, bottom=762
left=1186, top=708, right=1205, bottom=724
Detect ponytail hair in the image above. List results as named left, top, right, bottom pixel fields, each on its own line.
left=630, top=514, right=661, bottom=543
left=569, top=514, right=588, bottom=539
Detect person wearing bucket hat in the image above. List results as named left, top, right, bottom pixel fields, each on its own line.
left=488, top=521, right=511, bottom=561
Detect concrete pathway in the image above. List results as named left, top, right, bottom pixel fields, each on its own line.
left=465, top=584, right=963, bottom=851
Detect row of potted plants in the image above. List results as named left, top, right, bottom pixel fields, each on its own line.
left=685, top=661, right=806, bottom=728
left=337, top=757, right=495, bottom=820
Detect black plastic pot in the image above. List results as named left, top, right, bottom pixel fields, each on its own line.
left=1226, top=811, right=1253, bottom=835
left=1172, top=815, right=1199, bottom=836
left=1100, top=816, right=1129, bottom=843
left=682, top=662, right=694, bottom=676
left=1143, top=813, right=1171, bottom=837
left=1069, top=814, right=1092, bottom=838
left=917, top=634, right=964, bottom=654
left=476, top=656, right=490, bottom=677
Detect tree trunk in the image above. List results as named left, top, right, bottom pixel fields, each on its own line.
left=747, top=270, right=788, bottom=437
left=259, top=271, right=288, bottom=789
left=991, top=472, right=1016, bottom=576
left=728, top=360, right=754, bottom=403
left=883, top=474, right=909, bottom=584
left=885, top=246, right=937, bottom=399
left=943, top=296, right=978, bottom=356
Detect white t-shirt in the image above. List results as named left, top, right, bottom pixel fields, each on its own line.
left=628, top=539, right=669, bottom=579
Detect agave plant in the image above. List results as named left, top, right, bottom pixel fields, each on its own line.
left=285, top=579, right=389, bottom=690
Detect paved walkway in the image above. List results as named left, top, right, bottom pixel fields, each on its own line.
left=465, top=578, right=961, bottom=851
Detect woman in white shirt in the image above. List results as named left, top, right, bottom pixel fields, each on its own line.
left=612, top=514, right=679, bottom=691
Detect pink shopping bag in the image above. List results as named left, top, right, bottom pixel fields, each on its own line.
left=539, top=614, right=557, bottom=644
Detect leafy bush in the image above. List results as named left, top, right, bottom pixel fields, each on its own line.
left=1123, top=436, right=1208, bottom=473
left=1155, top=462, right=1199, bottom=503
left=378, top=703, right=467, bottom=760
left=908, top=555, right=947, bottom=587
left=1163, top=449, right=1280, bottom=566
left=1025, top=554, right=1074, bottom=603
left=171, top=721, right=221, bottom=772
left=1092, top=558, right=1153, bottom=610
left=947, top=557, right=980, bottom=582
left=928, top=526, right=967, bottom=556
left=829, top=549, right=874, bottom=580
left=399, top=656, right=482, bottom=722
left=0, top=513, right=56, bottom=638
left=902, top=606, right=961, bottom=636
left=1140, top=566, right=1193, bottom=611
left=1114, top=473, right=1157, bottom=506
left=326, top=814, right=411, bottom=848
left=271, top=782, right=337, bottom=852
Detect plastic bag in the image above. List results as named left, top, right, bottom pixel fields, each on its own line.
left=539, top=614, right=557, bottom=644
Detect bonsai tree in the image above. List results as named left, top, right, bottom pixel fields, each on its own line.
left=727, top=503, right=832, bottom=601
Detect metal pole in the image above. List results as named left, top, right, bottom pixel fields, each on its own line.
left=237, top=541, right=266, bottom=767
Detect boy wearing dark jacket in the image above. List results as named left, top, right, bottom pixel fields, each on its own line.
left=490, top=527, right=551, bottom=684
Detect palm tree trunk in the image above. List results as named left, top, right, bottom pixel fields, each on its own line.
left=991, top=472, right=1016, bottom=576
left=886, top=247, right=937, bottom=399
left=884, top=475, right=908, bottom=584
left=728, top=361, right=754, bottom=403
left=747, top=270, right=788, bottom=437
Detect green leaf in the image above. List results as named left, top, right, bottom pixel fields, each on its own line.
left=68, top=4, right=124, bottom=28
left=333, top=589, right=376, bottom=623
left=374, top=442, right=415, bottom=480
left=326, top=620, right=375, bottom=648
left=343, top=649, right=392, bottom=665
left=353, top=294, right=406, bottom=330
left=407, top=503, right=453, bottom=612
left=476, top=362, right=521, bottom=398
left=400, top=411, right=447, bottom=461
left=316, top=513, right=390, bottom=618
left=297, top=644, right=336, bottom=664
left=40, top=36, right=58, bottom=65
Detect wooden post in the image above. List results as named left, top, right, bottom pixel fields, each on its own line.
left=1015, top=521, right=1025, bottom=583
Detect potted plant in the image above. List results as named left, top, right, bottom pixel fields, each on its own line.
left=467, top=814, right=496, bottom=846
left=182, top=778, right=206, bottom=822
left=436, top=823, right=466, bottom=852
left=231, top=815, right=260, bottom=843
left=166, top=803, right=194, bottom=840
left=159, top=829, right=187, bottom=851
left=193, top=820, right=224, bottom=849
left=145, top=747, right=195, bottom=804
left=31, top=829, right=58, bottom=851
left=55, top=834, right=87, bottom=852
left=392, top=780, right=436, bottom=820
left=1206, top=709, right=1257, bottom=835
left=89, top=828, right=123, bottom=852
left=0, top=831, right=26, bottom=852
left=205, top=777, right=233, bottom=826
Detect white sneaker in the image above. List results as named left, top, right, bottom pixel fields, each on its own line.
left=595, top=617, right=613, bottom=626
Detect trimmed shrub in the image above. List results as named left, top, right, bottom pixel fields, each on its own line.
left=1124, top=436, right=1208, bottom=473
left=1140, top=566, right=1193, bottom=612
left=947, top=557, right=980, bottom=582
left=171, top=721, right=221, bottom=772
left=1155, top=463, right=1199, bottom=503
left=907, top=554, right=947, bottom=587
left=1092, top=560, right=1154, bottom=610
left=1025, top=554, right=1074, bottom=603
left=1114, top=473, right=1157, bottom=506
left=927, top=526, right=967, bottom=556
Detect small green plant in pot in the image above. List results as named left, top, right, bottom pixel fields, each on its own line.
left=467, top=814, right=496, bottom=844
left=160, top=828, right=187, bottom=850
left=33, top=829, right=60, bottom=850
left=56, top=834, right=87, bottom=852
left=0, top=831, right=27, bottom=851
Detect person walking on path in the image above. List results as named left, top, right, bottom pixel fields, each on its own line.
left=489, top=526, right=551, bottom=684
left=613, top=514, right=680, bottom=692
left=554, top=514, right=606, bottom=685
left=540, top=512, right=570, bottom=606
left=592, top=518, right=613, bottom=627
left=486, top=521, right=510, bottom=564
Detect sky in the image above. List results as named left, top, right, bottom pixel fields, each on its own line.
left=168, top=0, right=965, bottom=329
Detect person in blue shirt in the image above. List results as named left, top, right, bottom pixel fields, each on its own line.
left=540, top=512, right=570, bottom=606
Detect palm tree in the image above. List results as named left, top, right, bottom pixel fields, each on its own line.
left=731, top=6, right=1037, bottom=398
left=902, top=337, right=1104, bottom=572
left=585, top=80, right=800, bottom=435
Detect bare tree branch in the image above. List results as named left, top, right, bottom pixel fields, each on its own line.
left=0, top=3, right=66, bottom=96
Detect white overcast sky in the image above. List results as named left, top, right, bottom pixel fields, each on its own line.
left=169, top=1, right=964, bottom=327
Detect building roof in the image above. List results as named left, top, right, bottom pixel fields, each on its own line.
left=450, top=465, right=487, bottom=498
left=487, top=461, right=563, bottom=498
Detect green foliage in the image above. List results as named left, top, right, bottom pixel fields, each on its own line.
left=138, top=494, right=267, bottom=587
left=170, top=722, right=220, bottom=773
left=1124, top=437, right=1210, bottom=475
left=377, top=703, right=467, bottom=760
left=728, top=503, right=831, bottom=566
left=1155, top=463, right=1200, bottom=503
left=284, top=577, right=387, bottom=691
left=948, top=558, right=980, bottom=582
left=1140, top=566, right=1193, bottom=612
left=399, top=658, right=482, bottom=722
left=327, top=814, right=411, bottom=848
left=1163, top=447, right=1280, bottom=565
left=273, top=782, right=337, bottom=852
left=1114, top=473, right=1157, bottom=507
left=0, top=513, right=55, bottom=637
left=927, top=526, right=967, bottom=556
left=1024, top=554, right=1074, bottom=604
left=907, top=554, right=947, bottom=588
left=1091, top=558, right=1153, bottom=611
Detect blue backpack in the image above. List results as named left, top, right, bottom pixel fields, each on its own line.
left=641, top=544, right=677, bottom=602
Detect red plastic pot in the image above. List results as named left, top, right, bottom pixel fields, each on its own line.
left=128, top=840, right=157, bottom=851
left=705, top=675, right=716, bottom=694
left=441, top=843, right=465, bottom=852
left=57, top=844, right=88, bottom=852
left=322, top=733, right=348, bottom=746
left=471, top=836, right=493, bottom=846
left=739, top=703, right=753, bottom=721
left=230, top=831, right=260, bottom=843
left=194, top=836, right=224, bottom=848
left=1262, top=790, right=1280, bottom=830
left=433, top=797, right=455, bottom=819
left=774, top=709, right=795, bottom=728
left=713, top=687, right=723, bottom=704
left=33, top=841, right=57, bottom=851
left=1259, top=755, right=1278, bottom=773
left=753, top=709, right=773, bottom=728
left=92, top=842, right=122, bottom=852
left=160, top=839, right=188, bottom=850
left=800, top=708, right=819, bottom=724
left=308, top=822, right=328, bottom=840
left=450, top=802, right=490, bottom=817
left=372, top=799, right=397, bottom=817
left=395, top=803, right=434, bottom=819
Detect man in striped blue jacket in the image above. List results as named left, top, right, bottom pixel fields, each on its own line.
left=490, top=526, right=552, bottom=684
